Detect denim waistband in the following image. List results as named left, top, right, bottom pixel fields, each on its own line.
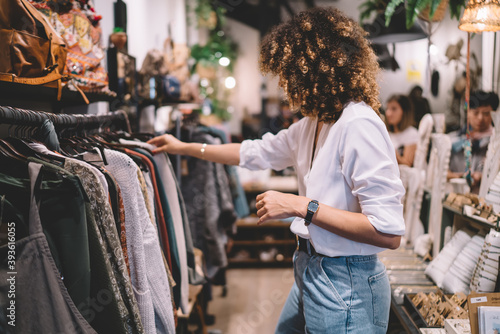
left=297, top=236, right=379, bottom=262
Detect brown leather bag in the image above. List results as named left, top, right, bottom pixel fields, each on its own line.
left=0, top=0, right=67, bottom=99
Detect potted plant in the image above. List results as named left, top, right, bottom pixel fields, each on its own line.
left=110, top=27, right=127, bottom=50
left=359, top=0, right=467, bottom=29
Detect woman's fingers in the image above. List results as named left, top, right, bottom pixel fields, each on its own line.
left=146, top=135, right=166, bottom=145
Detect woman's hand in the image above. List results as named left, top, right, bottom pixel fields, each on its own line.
left=147, top=134, right=187, bottom=155
left=255, top=191, right=308, bottom=225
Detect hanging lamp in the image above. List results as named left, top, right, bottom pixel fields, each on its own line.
left=458, top=0, right=500, bottom=187
left=459, top=0, right=500, bottom=32
left=364, top=5, right=427, bottom=44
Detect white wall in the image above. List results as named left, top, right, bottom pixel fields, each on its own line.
left=377, top=13, right=482, bottom=114
left=94, top=0, right=186, bottom=67
left=224, top=18, right=262, bottom=133
left=482, top=31, right=500, bottom=93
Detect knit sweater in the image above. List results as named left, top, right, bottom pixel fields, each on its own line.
left=105, top=149, right=175, bottom=334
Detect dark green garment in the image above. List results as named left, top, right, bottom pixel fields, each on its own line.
left=0, top=163, right=97, bottom=334
left=0, top=161, right=90, bottom=311
left=133, top=148, right=182, bottom=307
left=26, top=158, right=128, bottom=334
left=102, top=170, right=122, bottom=234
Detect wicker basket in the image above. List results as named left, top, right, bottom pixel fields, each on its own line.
left=418, top=0, right=449, bottom=22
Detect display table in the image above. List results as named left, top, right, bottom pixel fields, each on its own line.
left=379, top=247, right=438, bottom=333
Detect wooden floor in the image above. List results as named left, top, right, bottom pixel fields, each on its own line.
left=207, top=268, right=294, bottom=334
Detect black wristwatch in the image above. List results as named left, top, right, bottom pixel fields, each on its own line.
left=304, top=200, right=319, bottom=226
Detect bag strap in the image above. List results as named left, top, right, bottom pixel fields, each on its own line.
left=0, top=71, right=62, bottom=85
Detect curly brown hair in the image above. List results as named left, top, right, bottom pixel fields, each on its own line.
left=260, top=7, right=381, bottom=123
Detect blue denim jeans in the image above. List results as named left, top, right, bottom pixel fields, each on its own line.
left=275, top=245, right=390, bottom=333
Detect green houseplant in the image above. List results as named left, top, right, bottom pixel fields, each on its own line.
left=359, top=0, right=467, bottom=29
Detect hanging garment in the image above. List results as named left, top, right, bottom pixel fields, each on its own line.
left=120, top=148, right=178, bottom=279
left=142, top=170, right=157, bottom=228
left=27, top=157, right=128, bottom=334
left=0, top=158, right=91, bottom=315
left=0, top=162, right=96, bottom=334
left=179, top=129, right=237, bottom=279
left=102, top=171, right=131, bottom=276
left=198, top=125, right=249, bottom=218
left=127, top=145, right=186, bottom=312
left=104, top=149, right=176, bottom=334
left=63, top=158, right=145, bottom=334
left=35, top=119, right=61, bottom=153
left=28, top=142, right=142, bottom=333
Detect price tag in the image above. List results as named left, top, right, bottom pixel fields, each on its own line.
left=471, top=296, right=488, bottom=303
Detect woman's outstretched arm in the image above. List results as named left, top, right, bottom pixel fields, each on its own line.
left=147, top=133, right=242, bottom=166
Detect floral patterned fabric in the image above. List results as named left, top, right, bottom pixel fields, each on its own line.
left=64, top=159, right=144, bottom=334
left=103, top=171, right=131, bottom=277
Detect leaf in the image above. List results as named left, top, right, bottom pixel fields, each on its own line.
left=428, top=0, right=441, bottom=19
left=359, top=1, right=379, bottom=21
left=359, top=0, right=390, bottom=22
left=385, top=0, right=405, bottom=26
left=406, top=0, right=431, bottom=28
left=449, top=0, right=466, bottom=20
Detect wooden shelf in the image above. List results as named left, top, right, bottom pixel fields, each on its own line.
left=236, top=217, right=292, bottom=228
left=0, top=81, right=116, bottom=111
left=228, top=258, right=293, bottom=267
left=390, top=295, right=420, bottom=334
left=442, top=203, right=495, bottom=230
left=233, top=240, right=296, bottom=246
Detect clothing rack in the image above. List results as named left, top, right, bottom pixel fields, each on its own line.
left=0, top=106, right=132, bottom=134
left=170, top=103, right=201, bottom=185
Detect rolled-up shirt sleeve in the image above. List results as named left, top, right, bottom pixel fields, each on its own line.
left=239, top=121, right=301, bottom=171
left=339, top=116, right=406, bottom=235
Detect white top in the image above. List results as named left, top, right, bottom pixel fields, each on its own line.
left=389, top=126, right=419, bottom=151
left=119, top=139, right=190, bottom=315
left=240, top=102, right=406, bottom=257
left=105, top=149, right=176, bottom=334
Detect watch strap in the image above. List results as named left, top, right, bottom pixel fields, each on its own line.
left=304, top=199, right=319, bottom=226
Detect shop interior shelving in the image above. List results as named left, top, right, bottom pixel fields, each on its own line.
left=0, top=81, right=116, bottom=112
left=228, top=216, right=295, bottom=267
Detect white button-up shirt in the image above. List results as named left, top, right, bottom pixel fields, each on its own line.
left=240, top=102, right=406, bottom=256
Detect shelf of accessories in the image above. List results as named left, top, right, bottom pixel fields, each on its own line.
left=441, top=203, right=498, bottom=254
left=379, top=247, right=438, bottom=333
left=228, top=217, right=295, bottom=267
left=0, top=81, right=116, bottom=112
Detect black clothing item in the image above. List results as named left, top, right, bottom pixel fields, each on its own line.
left=180, top=127, right=237, bottom=279
left=0, top=156, right=129, bottom=334
left=0, top=163, right=96, bottom=334
left=0, top=159, right=91, bottom=311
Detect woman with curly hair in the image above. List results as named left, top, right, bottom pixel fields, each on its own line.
left=148, top=7, right=404, bottom=333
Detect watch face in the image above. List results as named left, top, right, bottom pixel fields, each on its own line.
left=308, top=201, right=319, bottom=212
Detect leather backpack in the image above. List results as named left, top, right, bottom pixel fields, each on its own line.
left=0, top=0, right=67, bottom=99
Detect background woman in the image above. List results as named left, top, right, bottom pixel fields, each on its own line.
left=385, top=94, right=419, bottom=167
